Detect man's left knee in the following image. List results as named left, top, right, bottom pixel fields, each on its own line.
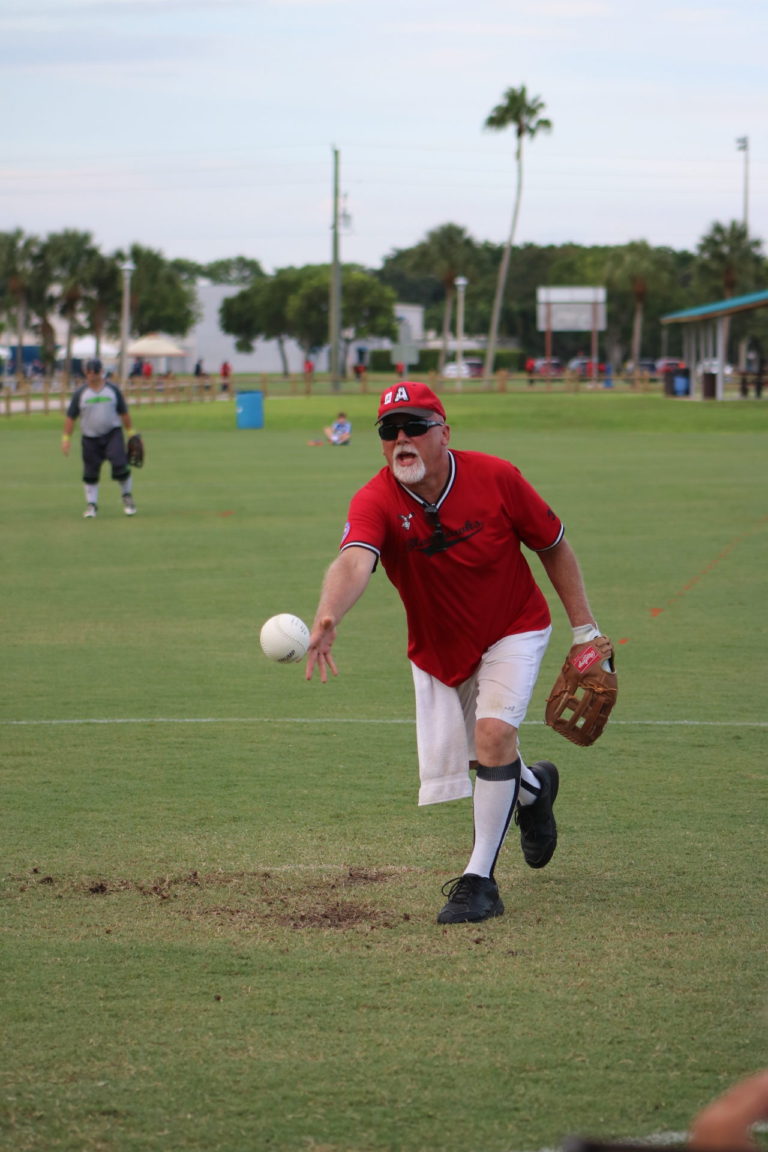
left=475, top=717, right=519, bottom=766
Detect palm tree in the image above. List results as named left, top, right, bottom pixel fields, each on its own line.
left=406, top=224, right=476, bottom=372
left=605, top=241, right=675, bottom=371
left=84, top=252, right=122, bottom=356
left=0, top=229, right=40, bottom=386
left=27, top=239, right=58, bottom=381
left=695, top=221, right=762, bottom=299
left=695, top=220, right=764, bottom=363
left=483, top=86, right=552, bottom=376
left=46, top=229, right=99, bottom=384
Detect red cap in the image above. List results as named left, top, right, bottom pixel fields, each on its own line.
left=376, top=382, right=446, bottom=423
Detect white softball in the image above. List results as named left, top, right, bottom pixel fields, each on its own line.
left=259, top=613, right=310, bottom=663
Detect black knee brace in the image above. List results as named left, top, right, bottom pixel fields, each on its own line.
left=475, top=758, right=521, bottom=782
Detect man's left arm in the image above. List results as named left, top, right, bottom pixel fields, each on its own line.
left=113, top=384, right=134, bottom=438
left=537, top=536, right=597, bottom=632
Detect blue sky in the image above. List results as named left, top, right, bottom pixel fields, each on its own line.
left=2, top=0, right=764, bottom=273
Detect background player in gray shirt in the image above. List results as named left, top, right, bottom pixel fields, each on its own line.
left=61, top=359, right=139, bottom=518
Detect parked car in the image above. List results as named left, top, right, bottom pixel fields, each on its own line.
left=697, top=359, right=733, bottom=377
left=624, top=358, right=658, bottom=377
left=567, top=357, right=606, bottom=378
left=531, top=357, right=563, bottom=377
left=656, top=357, right=686, bottom=375
left=443, top=359, right=484, bottom=378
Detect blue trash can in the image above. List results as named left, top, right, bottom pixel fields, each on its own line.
left=673, top=370, right=690, bottom=397
left=236, top=390, right=264, bottom=429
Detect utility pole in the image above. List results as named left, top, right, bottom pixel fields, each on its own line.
left=736, top=136, right=749, bottom=231
left=329, top=147, right=341, bottom=389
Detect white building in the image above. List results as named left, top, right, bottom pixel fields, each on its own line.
left=188, top=282, right=424, bottom=376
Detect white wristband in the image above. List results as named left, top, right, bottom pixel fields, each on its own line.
left=572, top=623, right=600, bottom=645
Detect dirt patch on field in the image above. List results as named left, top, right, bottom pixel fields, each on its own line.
left=9, top=865, right=412, bottom=931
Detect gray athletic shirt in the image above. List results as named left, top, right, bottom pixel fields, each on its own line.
left=67, top=382, right=127, bottom=437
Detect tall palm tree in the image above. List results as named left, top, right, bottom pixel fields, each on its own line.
left=483, top=86, right=552, bottom=376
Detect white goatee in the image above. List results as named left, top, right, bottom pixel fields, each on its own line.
left=392, top=448, right=426, bottom=485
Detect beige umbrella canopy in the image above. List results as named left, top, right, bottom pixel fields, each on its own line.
left=127, top=333, right=187, bottom=357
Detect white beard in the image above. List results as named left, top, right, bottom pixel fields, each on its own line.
left=392, top=449, right=426, bottom=485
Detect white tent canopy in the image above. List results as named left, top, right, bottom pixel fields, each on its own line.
left=69, top=335, right=120, bottom=358
left=127, top=333, right=187, bottom=357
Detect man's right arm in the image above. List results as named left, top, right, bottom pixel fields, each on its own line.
left=305, top=546, right=376, bottom=683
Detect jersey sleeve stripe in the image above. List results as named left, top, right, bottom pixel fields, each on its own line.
left=532, top=523, right=565, bottom=552
left=341, top=541, right=381, bottom=558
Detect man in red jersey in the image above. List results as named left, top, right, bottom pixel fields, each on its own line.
left=306, top=381, right=611, bottom=924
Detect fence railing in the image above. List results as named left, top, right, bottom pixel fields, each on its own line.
left=2, top=368, right=706, bottom=417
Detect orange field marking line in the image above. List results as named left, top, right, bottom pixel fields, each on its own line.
left=650, top=513, right=768, bottom=618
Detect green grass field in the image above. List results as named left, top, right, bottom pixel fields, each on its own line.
left=2, top=391, right=766, bottom=1152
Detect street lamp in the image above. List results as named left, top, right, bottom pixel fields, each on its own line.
left=454, top=276, right=468, bottom=389
left=736, top=136, right=749, bottom=230
left=119, top=260, right=135, bottom=387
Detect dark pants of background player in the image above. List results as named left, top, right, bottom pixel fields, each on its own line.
left=81, top=429, right=130, bottom=484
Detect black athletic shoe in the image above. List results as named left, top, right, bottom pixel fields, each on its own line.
left=515, top=760, right=559, bottom=869
left=436, top=873, right=504, bottom=924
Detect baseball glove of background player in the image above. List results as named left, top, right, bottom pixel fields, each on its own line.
left=545, top=638, right=617, bottom=747
left=126, top=433, right=144, bottom=468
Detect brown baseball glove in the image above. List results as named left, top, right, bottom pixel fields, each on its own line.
left=545, top=637, right=617, bottom=747
left=126, top=433, right=144, bottom=468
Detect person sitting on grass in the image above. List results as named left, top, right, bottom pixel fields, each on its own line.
left=308, top=412, right=352, bottom=447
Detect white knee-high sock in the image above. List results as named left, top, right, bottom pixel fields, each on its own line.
left=465, top=761, right=521, bottom=879
left=85, top=483, right=99, bottom=505
left=120, top=476, right=133, bottom=496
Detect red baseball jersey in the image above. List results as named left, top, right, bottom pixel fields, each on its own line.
left=340, top=449, right=564, bottom=686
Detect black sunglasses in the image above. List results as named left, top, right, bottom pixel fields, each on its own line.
left=377, top=419, right=443, bottom=441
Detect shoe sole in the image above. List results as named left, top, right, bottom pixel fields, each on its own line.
left=524, top=760, right=559, bottom=870
left=437, top=896, right=505, bottom=925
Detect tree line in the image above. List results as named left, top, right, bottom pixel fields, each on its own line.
left=372, top=219, right=768, bottom=370
left=1, top=218, right=765, bottom=384
left=2, top=219, right=766, bottom=384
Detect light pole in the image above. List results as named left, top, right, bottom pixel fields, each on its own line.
left=736, top=136, right=749, bottom=230
left=454, top=276, right=468, bottom=389
left=119, top=260, right=135, bottom=387
left=329, top=147, right=341, bottom=390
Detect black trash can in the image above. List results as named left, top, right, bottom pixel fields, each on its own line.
left=702, top=372, right=716, bottom=400
left=663, top=370, right=675, bottom=396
